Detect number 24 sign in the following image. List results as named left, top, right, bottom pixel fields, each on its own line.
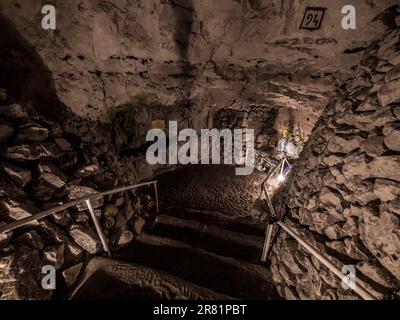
left=300, top=7, right=327, bottom=31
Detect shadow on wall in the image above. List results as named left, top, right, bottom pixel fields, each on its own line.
left=0, top=13, right=68, bottom=117
left=372, top=5, right=400, bottom=29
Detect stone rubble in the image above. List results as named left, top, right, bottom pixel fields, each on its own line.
left=271, top=27, right=400, bottom=300
left=0, top=246, right=51, bottom=300
left=0, top=90, right=155, bottom=299
left=61, top=263, right=83, bottom=288
left=14, top=230, right=45, bottom=250
left=0, top=120, right=14, bottom=144
left=0, top=162, right=31, bottom=188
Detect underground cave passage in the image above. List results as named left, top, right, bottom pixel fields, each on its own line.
left=0, top=0, right=400, bottom=303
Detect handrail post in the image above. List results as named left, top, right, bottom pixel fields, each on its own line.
left=261, top=222, right=274, bottom=262
left=260, top=176, right=376, bottom=300
left=0, top=181, right=158, bottom=235
left=261, top=183, right=276, bottom=262
left=85, top=199, right=111, bottom=257
left=154, top=181, right=159, bottom=214
left=277, top=220, right=376, bottom=300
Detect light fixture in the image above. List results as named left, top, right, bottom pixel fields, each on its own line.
left=277, top=159, right=286, bottom=183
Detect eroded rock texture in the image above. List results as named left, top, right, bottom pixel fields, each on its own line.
left=0, top=245, right=51, bottom=300
left=1, top=0, right=398, bottom=141
left=271, top=27, right=400, bottom=300
left=70, top=257, right=232, bottom=300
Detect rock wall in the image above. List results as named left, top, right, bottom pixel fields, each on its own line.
left=1, top=1, right=399, bottom=177
left=271, top=27, right=400, bottom=300
left=0, top=0, right=398, bottom=130
left=0, top=90, right=154, bottom=299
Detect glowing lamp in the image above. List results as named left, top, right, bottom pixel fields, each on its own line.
left=277, top=174, right=286, bottom=182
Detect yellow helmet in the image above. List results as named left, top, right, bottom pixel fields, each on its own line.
left=282, top=129, right=291, bottom=138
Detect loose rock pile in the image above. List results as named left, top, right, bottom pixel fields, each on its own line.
left=0, top=91, right=151, bottom=299
left=271, top=27, right=400, bottom=300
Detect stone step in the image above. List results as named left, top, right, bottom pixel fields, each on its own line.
left=162, top=208, right=266, bottom=237
left=114, top=233, right=279, bottom=300
left=70, top=257, right=232, bottom=300
left=151, top=214, right=264, bottom=263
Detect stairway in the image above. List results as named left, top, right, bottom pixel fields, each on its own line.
left=71, top=209, right=280, bottom=300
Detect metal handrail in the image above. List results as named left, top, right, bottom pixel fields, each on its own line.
left=261, top=169, right=280, bottom=262
left=249, top=148, right=276, bottom=168
left=0, top=181, right=158, bottom=235
left=260, top=181, right=376, bottom=300
left=276, top=220, right=376, bottom=300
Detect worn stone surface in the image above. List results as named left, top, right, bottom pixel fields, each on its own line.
left=384, top=130, right=400, bottom=151
left=3, top=143, right=61, bottom=162
left=68, top=186, right=104, bottom=211
left=54, top=138, right=73, bottom=151
left=131, top=216, right=146, bottom=236
left=378, top=79, right=400, bottom=106
left=114, top=201, right=134, bottom=229
left=110, top=228, right=134, bottom=248
left=75, top=164, right=101, bottom=178
left=0, top=104, right=27, bottom=119
left=326, top=239, right=368, bottom=261
left=0, top=120, right=14, bottom=144
left=0, top=93, right=144, bottom=300
left=0, top=0, right=397, bottom=157
left=37, top=162, right=66, bottom=190
left=361, top=210, right=400, bottom=280
left=42, top=202, right=72, bottom=227
left=356, top=261, right=398, bottom=289
left=0, top=246, right=52, bottom=300
left=369, top=156, right=400, bottom=181
left=61, top=263, right=83, bottom=288
left=374, top=179, right=400, bottom=202
left=59, top=151, right=78, bottom=170
left=69, top=225, right=102, bottom=254
left=64, top=240, right=85, bottom=264
left=0, top=1, right=381, bottom=117
left=14, top=231, right=45, bottom=250
left=157, top=165, right=268, bottom=220
left=0, top=162, right=32, bottom=188
left=71, top=257, right=231, bottom=300
left=0, top=222, right=12, bottom=245
left=16, top=123, right=49, bottom=142
left=0, top=197, right=39, bottom=224
left=42, top=244, right=65, bottom=270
